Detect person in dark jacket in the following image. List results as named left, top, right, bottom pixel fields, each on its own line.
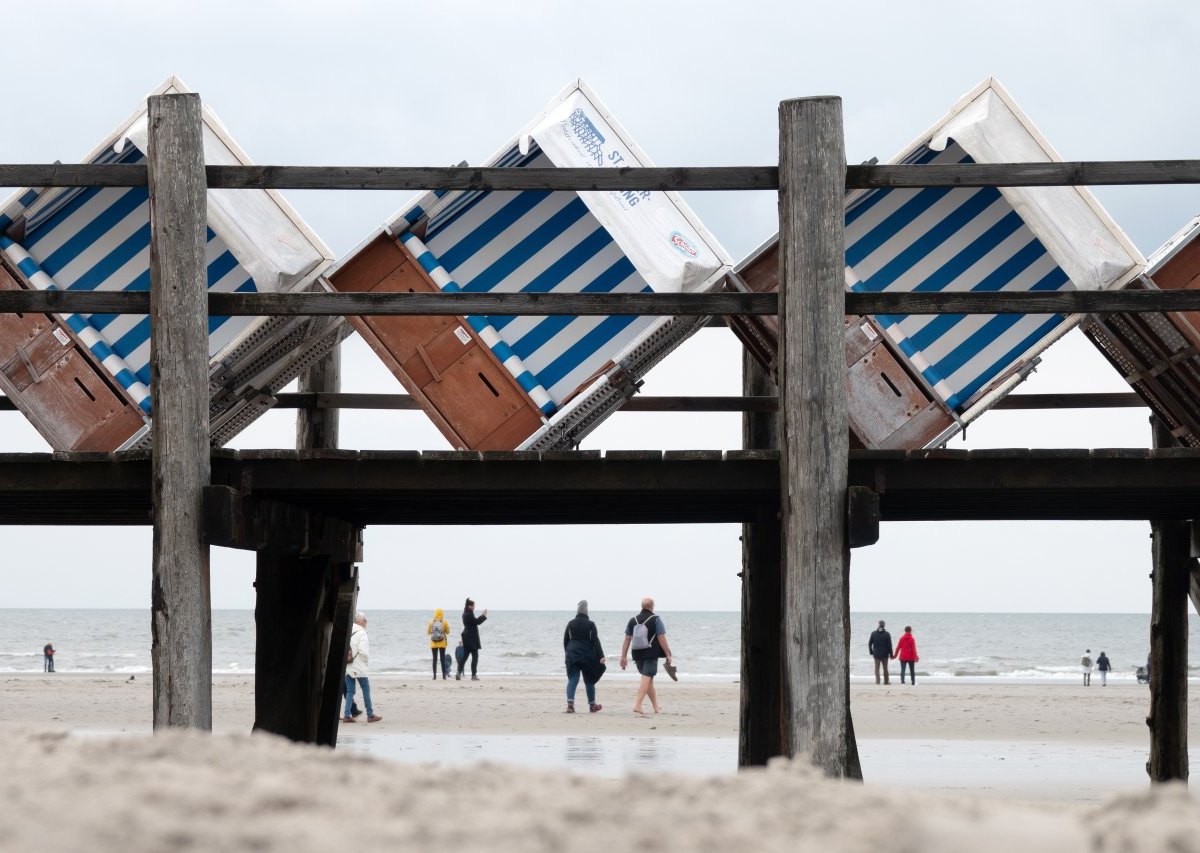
left=868, top=620, right=893, bottom=685
left=456, top=597, right=488, bottom=681
left=563, top=600, right=605, bottom=713
left=1096, top=651, right=1112, bottom=686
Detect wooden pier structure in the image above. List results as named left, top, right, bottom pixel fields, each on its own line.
left=0, top=92, right=1194, bottom=780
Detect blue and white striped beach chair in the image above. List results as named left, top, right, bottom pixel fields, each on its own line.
left=325, top=80, right=731, bottom=451
left=730, top=78, right=1145, bottom=449
left=0, top=77, right=340, bottom=450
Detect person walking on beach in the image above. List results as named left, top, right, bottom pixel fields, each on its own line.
left=563, top=600, right=605, bottom=713
left=1096, top=651, right=1111, bottom=687
left=428, top=608, right=451, bottom=681
left=868, top=620, right=893, bottom=685
left=456, top=598, right=488, bottom=681
left=620, top=597, right=675, bottom=715
left=892, top=626, right=919, bottom=685
left=343, top=612, right=382, bottom=723
left=1081, top=649, right=1093, bottom=686
left=42, top=643, right=55, bottom=673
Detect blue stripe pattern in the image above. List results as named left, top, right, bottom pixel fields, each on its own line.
left=409, top=146, right=656, bottom=405
left=13, top=147, right=261, bottom=394
left=845, top=141, right=1073, bottom=412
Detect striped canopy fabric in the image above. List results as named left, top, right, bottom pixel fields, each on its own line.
left=399, top=143, right=658, bottom=410
left=6, top=145, right=259, bottom=409
left=846, top=140, right=1068, bottom=412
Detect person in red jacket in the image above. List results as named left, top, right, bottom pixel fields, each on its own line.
left=892, top=626, right=919, bottom=685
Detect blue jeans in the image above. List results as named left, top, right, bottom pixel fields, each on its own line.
left=344, top=675, right=373, bottom=717
left=566, top=662, right=595, bottom=704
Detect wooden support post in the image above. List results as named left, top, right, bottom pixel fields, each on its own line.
left=1148, top=419, right=1189, bottom=782
left=253, top=551, right=333, bottom=741
left=739, top=349, right=785, bottom=767
left=148, top=93, right=212, bottom=730
left=317, top=563, right=359, bottom=746
left=297, top=345, right=341, bottom=451
left=777, top=96, right=860, bottom=779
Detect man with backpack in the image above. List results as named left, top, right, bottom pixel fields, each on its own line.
left=619, top=597, right=674, bottom=715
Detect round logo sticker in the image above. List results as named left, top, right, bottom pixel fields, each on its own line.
left=669, top=230, right=699, bottom=258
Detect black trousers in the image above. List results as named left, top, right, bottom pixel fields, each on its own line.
left=457, top=648, right=479, bottom=677
left=431, top=647, right=445, bottom=677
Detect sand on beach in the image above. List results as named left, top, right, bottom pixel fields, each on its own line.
left=1, top=725, right=1197, bottom=853
left=2, top=672, right=1191, bottom=745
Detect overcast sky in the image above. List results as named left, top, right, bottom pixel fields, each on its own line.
left=1, top=1, right=1197, bottom=614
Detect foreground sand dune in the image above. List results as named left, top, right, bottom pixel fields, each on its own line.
left=2, top=728, right=1196, bottom=853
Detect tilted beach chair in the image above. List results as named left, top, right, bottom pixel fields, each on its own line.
left=1083, top=216, right=1200, bottom=447
left=323, top=80, right=731, bottom=451
left=728, top=78, right=1145, bottom=449
left=0, top=77, right=341, bottom=451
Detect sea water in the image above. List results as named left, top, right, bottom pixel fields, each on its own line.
left=2, top=609, right=1197, bottom=682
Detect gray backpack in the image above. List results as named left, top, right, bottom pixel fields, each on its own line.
left=430, top=620, right=446, bottom=643
left=630, top=614, right=656, bottom=651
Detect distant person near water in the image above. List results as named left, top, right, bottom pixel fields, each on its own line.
left=1096, top=651, right=1111, bottom=686
left=428, top=608, right=451, bottom=681
left=893, top=626, right=919, bottom=685
left=457, top=598, right=488, bottom=681
left=43, top=643, right=54, bottom=673
left=343, top=612, right=382, bottom=723
left=563, top=599, right=605, bottom=713
left=620, top=596, right=676, bottom=715
left=1081, top=650, right=1093, bottom=686
left=868, top=620, right=893, bottom=685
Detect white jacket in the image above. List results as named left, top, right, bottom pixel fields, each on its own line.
left=347, top=623, right=370, bottom=678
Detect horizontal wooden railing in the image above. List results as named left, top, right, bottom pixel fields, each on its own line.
left=0, top=392, right=1147, bottom=414
left=4, top=288, right=1200, bottom=316
left=4, top=160, right=1200, bottom=190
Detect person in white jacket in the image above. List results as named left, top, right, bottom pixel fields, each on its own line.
left=343, top=612, right=382, bottom=723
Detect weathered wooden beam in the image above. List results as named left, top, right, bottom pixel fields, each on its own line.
left=253, top=550, right=334, bottom=743
left=296, top=346, right=341, bottom=450
left=147, top=93, right=212, bottom=731
left=847, top=486, right=880, bottom=548
left=1148, top=420, right=1190, bottom=782
left=778, top=96, right=859, bottom=779
left=317, top=562, right=359, bottom=747
left=5, top=160, right=1200, bottom=191
left=739, top=351, right=785, bottom=768
left=0, top=390, right=1152, bottom=414
left=3, top=287, right=1200, bottom=317
left=203, top=485, right=360, bottom=561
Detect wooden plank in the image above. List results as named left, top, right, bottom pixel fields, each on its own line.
left=253, top=550, right=333, bottom=743
left=6, top=160, right=1200, bottom=191
left=991, top=393, right=1144, bottom=410
left=778, top=96, right=859, bottom=779
left=5, top=288, right=1200, bottom=318
left=1148, top=420, right=1190, bottom=782
left=296, top=347, right=341, bottom=451
left=849, top=161, right=1200, bottom=188
left=317, top=563, right=359, bottom=747
left=846, top=486, right=880, bottom=548
left=739, top=350, right=785, bottom=768
left=147, top=93, right=212, bottom=731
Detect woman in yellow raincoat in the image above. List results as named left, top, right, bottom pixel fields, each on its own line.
left=427, top=608, right=451, bottom=680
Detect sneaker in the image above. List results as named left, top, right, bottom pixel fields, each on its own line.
left=455, top=672, right=461, bottom=681
left=471, top=676, right=480, bottom=681
left=566, top=702, right=575, bottom=713
left=351, top=707, right=363, bottom=718
left=341, top=716, right=355, bottom=723
left=589, top=703, right=602, bottom=713
left=367, top=715, right=383, bottom=723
